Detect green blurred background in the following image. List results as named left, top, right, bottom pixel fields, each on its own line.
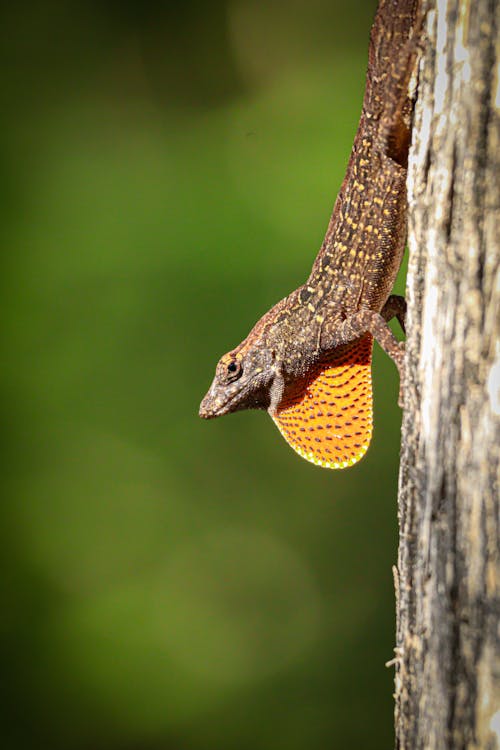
left=1, top=1, right=408, bottom=748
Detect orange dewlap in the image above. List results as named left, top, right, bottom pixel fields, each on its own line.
left=272, top=335, right=374, bottom=469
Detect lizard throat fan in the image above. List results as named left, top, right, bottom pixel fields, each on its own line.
left=272, top=336, right=374, bottom=469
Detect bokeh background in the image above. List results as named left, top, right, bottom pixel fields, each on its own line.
left=1, top=1, right=408, bottom=748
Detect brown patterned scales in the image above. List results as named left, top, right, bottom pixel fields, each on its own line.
left=199, top=0, right=422, bottom=469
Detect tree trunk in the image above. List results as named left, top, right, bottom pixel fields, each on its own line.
left=395, top=0, right=500, bottom=748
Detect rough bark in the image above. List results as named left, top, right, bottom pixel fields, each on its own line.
left=395, top=0, right=500, bottom=748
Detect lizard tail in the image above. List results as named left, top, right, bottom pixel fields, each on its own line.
left=364, top=0, right=424, bottom=166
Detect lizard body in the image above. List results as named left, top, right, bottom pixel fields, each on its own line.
left=199, top=0, right=422, bottom=469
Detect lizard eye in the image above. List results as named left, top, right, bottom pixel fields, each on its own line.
left=226, top=360, right=243, bottom=382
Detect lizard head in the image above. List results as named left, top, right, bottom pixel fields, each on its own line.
left=199, top=344, right=278, bottom=419
left=200, top=331, right=375, bottom=469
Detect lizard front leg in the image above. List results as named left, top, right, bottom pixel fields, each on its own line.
left=322, top=301, right=406, bottom=406
left=381, top=294, right=407, bottom=335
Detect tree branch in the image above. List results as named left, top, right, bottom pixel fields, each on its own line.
left=395, top=0, right=500, bottom=747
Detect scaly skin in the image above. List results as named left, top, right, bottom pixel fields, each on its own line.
left=200, top=0, right=421, bottom=468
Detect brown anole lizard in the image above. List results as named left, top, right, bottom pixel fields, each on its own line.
left=199, top=0, right=422, bottom=469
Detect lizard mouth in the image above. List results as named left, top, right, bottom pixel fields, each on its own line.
left=199, top=389, right=239, bottom=419
left=199, top=401, right=220, bottom=419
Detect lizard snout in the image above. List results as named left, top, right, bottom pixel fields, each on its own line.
left=199, top=392, right=217, bottom=419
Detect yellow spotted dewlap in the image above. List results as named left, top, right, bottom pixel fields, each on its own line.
left=272, top=335, right=374, bottom=469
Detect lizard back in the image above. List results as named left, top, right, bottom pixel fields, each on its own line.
left=307, top=0, right=420, bottom=318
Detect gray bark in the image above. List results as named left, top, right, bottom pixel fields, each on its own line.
left=395, top=0, right=500, bottom=748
